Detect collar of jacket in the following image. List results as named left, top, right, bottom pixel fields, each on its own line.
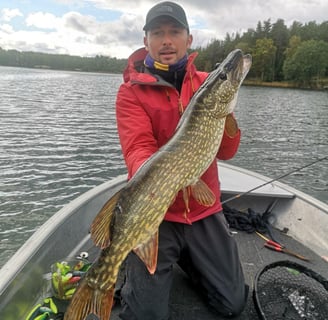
left=123, top=47, right=198, bottom=86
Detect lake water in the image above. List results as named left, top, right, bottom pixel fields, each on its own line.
left=0, top=66, right=327, bottom=268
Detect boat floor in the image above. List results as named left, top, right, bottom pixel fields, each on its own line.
left=54, top=226, right=328, bottom=320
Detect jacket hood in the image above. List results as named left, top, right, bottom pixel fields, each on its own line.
left=123, top=47, right=198, bottom=84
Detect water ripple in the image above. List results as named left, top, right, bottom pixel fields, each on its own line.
left=0, top=67, right=327, bottom=268
left=0, top=67, right=127, bottom=265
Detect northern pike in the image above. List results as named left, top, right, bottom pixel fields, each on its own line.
left=64, top=49, right=252, bottom=320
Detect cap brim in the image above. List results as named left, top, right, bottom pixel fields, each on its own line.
left=143, top=15, right=188, bottom=31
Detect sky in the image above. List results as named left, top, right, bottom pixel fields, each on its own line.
left=1, top=0, right=327, bottom=59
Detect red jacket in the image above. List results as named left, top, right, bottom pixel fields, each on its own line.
left=116, top=47, right=241, bottom=224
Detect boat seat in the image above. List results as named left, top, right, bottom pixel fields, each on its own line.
left=219, top=164, right=295, bottom=199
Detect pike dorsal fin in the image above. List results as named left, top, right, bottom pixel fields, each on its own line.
left=90, top=191, right=121, bottom=249
left=133, top=231, right=159, bottom=274
left=191, top=179, right=216, bottom=207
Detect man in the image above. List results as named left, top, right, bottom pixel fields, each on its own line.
left=115, top=2, right=247, bottom=319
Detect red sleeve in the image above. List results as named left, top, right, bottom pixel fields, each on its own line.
left=217, top=127, right=241, bottom=160
left=116, top=84, right=158, bottom=178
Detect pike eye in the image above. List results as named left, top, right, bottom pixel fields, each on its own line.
left=115, top=204, right=123, bottom=214
left=219, top=72, right=227, bottom=80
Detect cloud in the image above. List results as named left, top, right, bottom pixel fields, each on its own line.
left=26, top=12, right=62, bottom=30
left=1, top=0, right=327, bottom=59
left=0, top=23, right=14, bottom=34
left=185, top=0, right=328, bottom=37
left=58, top=11, right=144, bottom=57
left=1, top=8, right=23, bottom=22
left=64, top=11, right=95, bottom=33
left=0, top=7, right=143, bottom=58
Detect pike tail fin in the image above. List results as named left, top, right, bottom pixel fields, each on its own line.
left=64, top=280, right=114, bottom=320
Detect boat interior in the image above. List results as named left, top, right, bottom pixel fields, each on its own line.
left=0, top=163, right=327, bottom=319
left=111, top=181, right=328, bottom=320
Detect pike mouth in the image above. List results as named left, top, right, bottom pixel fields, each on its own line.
left=225, top=52, right=252, bottom=84
left=241, top=54, right=252, bottom=80
left=206, top=49, right=251, bottom=87
left=230, top=54, right=252, bottom=83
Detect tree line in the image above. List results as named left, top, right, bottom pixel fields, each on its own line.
left=193, top=19, right=328, bottom=89
left=0, top=19, right=327, bottom=88
left=0, top=48, right=127, bottom=74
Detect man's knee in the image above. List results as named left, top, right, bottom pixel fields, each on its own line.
left=119, top=253, right=172, bottom=320
left=208, top=284, right=249, bottom=318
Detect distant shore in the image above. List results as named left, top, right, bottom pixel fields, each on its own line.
left=244, top=79, right=328, bottom=91
left=1, top=64, right=327, bottom=91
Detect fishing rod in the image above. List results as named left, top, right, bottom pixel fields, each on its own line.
left=221, top=155, right=328, bottom=205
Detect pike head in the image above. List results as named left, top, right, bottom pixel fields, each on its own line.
left=187, top=49, right=252, bottom=120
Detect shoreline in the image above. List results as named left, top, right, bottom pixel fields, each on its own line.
left=1, top=64, right=327, bottom=91
left=244, top=79, right=328, bottom=91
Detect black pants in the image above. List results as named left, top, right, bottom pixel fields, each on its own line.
left=119, top=212, right=247, bottom=320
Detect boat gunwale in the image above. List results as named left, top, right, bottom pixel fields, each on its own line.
left=0, top=174, right=127, bottom=295
left=220, top=162, right=328, bottom=212
left=0, top=164, right=327, bottom=299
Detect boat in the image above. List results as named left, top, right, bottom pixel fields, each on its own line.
left=0, top=162, right=327, bottom=319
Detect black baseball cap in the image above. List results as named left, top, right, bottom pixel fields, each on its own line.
left=143, top=1, right=189, bottom=31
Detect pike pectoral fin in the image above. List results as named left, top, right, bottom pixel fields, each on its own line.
left=91, top=191, right=121, bottom=249
left=64, top=280, right=114, bottom=320
left=191, top=179, right=216, bottom=207
left=182, top=187, right=191, bottom=213
left=133, top=231, right=159, bottom=274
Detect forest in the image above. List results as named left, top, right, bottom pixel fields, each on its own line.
left=0, top=18, right=327, bottom=89
left=194, top=19, right=328, bottom=89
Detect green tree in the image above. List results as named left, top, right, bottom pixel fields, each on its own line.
left=271, top=19, right=289, bottom=80
left=283, top=40, right=328, bottom=86
left=262, top=19, right=272, bottom=37
left=239, top=28, right=257, bottom=48
left=284, top=35, right=302, bottom=60
left=252, top=38, right=277, bottom=81
left=289, top=21, right=303, bottom=38
left=302, top=21, right=320, bottom=40
left=255, top=21, right=263, bottom=39
left=318, top=21, right=328, bottom=42
left=235, top=42, right=251, bottom=54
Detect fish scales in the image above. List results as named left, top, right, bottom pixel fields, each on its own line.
left=64, top=49, right=252, bottom=320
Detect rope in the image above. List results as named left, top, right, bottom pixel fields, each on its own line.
left=222, top=203, right=279, bottom=243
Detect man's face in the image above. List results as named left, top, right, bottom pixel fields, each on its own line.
left=144, top=17, right=193, bottom=65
